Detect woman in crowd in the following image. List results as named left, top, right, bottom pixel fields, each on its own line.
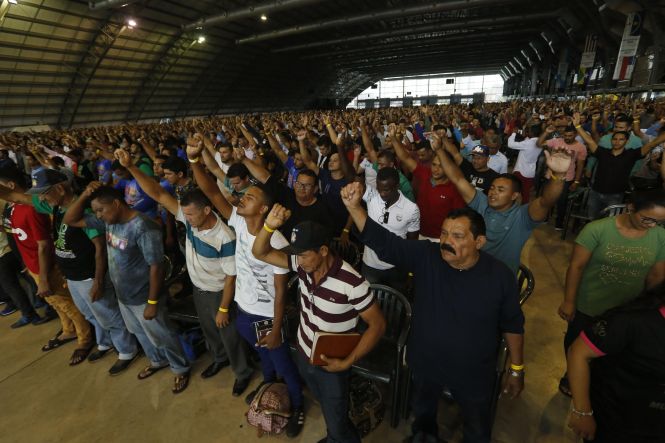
left=558, top=187, right=665, bottom=395
left=567, top=282, right=665, bottom=442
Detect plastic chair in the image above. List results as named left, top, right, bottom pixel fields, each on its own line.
left=599, top=204, right=627, bottom=218
left=353, top=284, right=412, bottom=428
left=560, top=187, right=591, bottom=240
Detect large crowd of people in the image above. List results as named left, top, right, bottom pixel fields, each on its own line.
left=0, top=96, right=664, bottom=443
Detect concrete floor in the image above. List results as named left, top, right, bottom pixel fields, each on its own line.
left=0, top=224, right=579, bottom=443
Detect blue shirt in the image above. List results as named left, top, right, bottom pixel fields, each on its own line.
left=284, top=157, right=300, bottom=189
left=84, top=213, right=164, bottom=305
left=114, top=179, right=158, bottom=218
left=96, top=159, right=112, bottom=184
left=468, top=191, right=540, bottom=274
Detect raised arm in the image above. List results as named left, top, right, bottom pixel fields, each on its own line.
left=234, top=147, right=270, bottom=184
left=388, top=123, right=417, bottom=173
left=431, top=135, right=476, bottom=203
left=62, top=181, right=101, bottom=228
left=297, top=129, right=319, bottom=174
left=187, top=143, right=233, bottom=220
left=573, top=113, right=598, bottom=153
left=360, top=120, right=379, bottom=164
left=335, top=132, right=356, bottom=182
left=528, top=147, right=571, bottom=221
left=640, top=130, right=665, bottom=157
left=252, top=204, right=290, bottom=269
left=114, top=149, right=178, bottom=215
left=266, top=132, right=288, bottom=164
left=139, top=136, right=158, bottom=161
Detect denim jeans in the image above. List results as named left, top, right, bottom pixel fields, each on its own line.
left=67, top=277, right=137, bottom=359
left=587, top=190, right=624, bottom=220
left=411, top=373, right=493, bottom=443
left=236, top=308, right=303, bottom=408
left=295, top=352, right=360, bottom=443
left=118, top=301, right=190, bottom=375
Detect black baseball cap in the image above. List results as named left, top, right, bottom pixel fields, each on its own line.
left=27, top=169, right=68, bottom=194
left=281, top=221, right=332, bottom=255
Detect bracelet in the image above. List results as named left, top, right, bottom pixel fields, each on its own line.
left=510, top=363, right=524, bottom=371
left=147, top=299, right=158, bottom=305
left=343, top=228, right=350, bottom=233
left=326, top=123, right=332, bottom=128
left=551, top=173, right=565, bottom=181
left=218, top=307, right=229, bottom=313
left=263, top=223, right=276, bottom=233
left=575, top=124, right=581, bottom=129
left=509, top=369, right=525, bottom=378
left=188, top=157, right=199, bottom=163
left=571, top=407, right=594, bottom=417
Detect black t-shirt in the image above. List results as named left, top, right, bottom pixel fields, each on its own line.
left=582, top=308, right=665, bottom=442
left=592, top=148, right=643, bottom=194
left=460, top=159, right=499, bottom=195
left=318, top=168, right=349, bottom=236
left=265, top=176, right=334, bottom=237
left=51, top=207, right=97, bottom=281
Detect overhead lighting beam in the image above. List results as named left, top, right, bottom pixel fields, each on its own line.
left=272, top=10, right=561, bottom=53
left=236, top=0, right=515, bottom=44
left=183, top=0, right=323, bottom=31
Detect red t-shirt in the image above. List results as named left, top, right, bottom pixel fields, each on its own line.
left=412, top=164, right=466, bottom=238
left=7, top=203, right=52, bottom=274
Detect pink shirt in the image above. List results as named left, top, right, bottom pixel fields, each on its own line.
left=546, top=138, right=588, bottom=181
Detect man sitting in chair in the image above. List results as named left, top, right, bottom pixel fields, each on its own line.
left=341, top=181, right=525, bottom=443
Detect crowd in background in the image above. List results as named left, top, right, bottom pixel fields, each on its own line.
left=0, top=95, right=664, bottom=443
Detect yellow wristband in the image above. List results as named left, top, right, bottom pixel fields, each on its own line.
left=263, top=223, right=275, bottom=233
left=188, top=157, right=199, bottom=163
left=408, top=272, right=414, bottom=277
left=575, top=124, right=581, bottom=129
left=510, top=363, right=524, bottom=371
left=343, top=228, right=350, bottom=233
left=147, top=299, right=158, bottom=305
left=218, top=307, right=229, bottom=313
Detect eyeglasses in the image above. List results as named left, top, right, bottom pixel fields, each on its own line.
left=638, top=214, right=662, bottom=226
left=380, top=201, right=390, bottom=224
left=294, top=182, right=315, bottom=190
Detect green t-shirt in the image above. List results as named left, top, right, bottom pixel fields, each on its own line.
left=371, top=162, right=415, bottom=202
left=576, top=217, right=665, bottom=316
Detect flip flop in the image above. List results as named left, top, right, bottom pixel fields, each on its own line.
left=41, top=335, right=77, bottom=352
left=69, top=346, right=94, bottom=366
left=172, top=371, right=191, bottom=394
left=137, top=364, right=169, bottom=380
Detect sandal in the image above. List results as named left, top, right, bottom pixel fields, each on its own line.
left=558, top=376, right=572, bottom=397
left=172, top=371, right=191, bottom=394
left=69, top=346, right=94, bottom=366
left=41, top=335, right=77, bottom=352
left=137, top=364, right=168, bottom=380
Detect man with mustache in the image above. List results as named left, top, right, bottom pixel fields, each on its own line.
left=341, top=181, right=525, bottom=443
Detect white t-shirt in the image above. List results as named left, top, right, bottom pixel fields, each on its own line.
left=214, top=152, right=232, bottom=189
left=362, top=187, right=420, bottom=270
left=176, top=207, right=237, bottom=292
left=228, top=208, right=289, bottom=317
left=360, top=158, right=378, bottom=189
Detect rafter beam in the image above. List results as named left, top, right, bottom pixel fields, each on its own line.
left=236, top=0, right=517, bottom=44
left=272, top=10, right=561, bottom=53
left=88, top=0, right=140, bottom=10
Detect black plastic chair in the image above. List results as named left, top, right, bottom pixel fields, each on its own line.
left=600, top=204, right=627, bottom=218
left=353, top=284, right=412, bottom=428
left=560, top=187, right=591, bottom=240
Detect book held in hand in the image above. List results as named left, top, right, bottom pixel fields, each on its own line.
left=310, top=332, right=361, bottom=366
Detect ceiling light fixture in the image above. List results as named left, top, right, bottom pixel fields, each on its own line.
left=127, top=18, right=137, bottom=28
left=197, top=35, right=205, bottom=43
left=8, top=0, right=18, bottom=4
left=260, top=14, right=268, bottom=21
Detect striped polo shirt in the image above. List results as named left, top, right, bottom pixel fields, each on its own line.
left=176, top=207, right=236, bottom=292
left=289, top=255, right=374, bottom=359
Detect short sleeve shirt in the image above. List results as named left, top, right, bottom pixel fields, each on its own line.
left=84, top=213, right=164, bottom=305
left=468, top=191, right=539, bottom=274
left=228, top=208, right=288, bottom=317
left=412, top=164, right=465, bottom=238
left=176, top=207, right=236, bottom=292
left=284, top=157, right=300, bottom=189
left=575, top=217, right=665, bottom=316
left=7, top=203, right=52, bottom=274
left=592, top=147, right=643, bottom=194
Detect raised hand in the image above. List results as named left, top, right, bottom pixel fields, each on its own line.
left=114, top=148, right=132, bottom=168
left=340, top=181, right=363, bottom=210
left=265, top=204, right=291, bottom=229
left=232, top=147, right=245, bottom=162
left=186, top=140, right=203, bottom=160
left=82, top=181, right=103, bottom=198
left=297, top=129, right=308, bottom=141
left=545, top=146, right=573, bottom=174
left=572, top=112, right=581, bottom=127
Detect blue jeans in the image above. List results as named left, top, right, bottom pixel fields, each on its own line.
left=587, top=190, right=624, bottom=220
left=118, top=301, right=190, bottom=375
left=295, top=352, right=360, bottom=443
left=236, top=308, right=303, bottom=408
left=411, top=373, right=493, bottom=443
left=67, top=277, right=137, bottom=359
